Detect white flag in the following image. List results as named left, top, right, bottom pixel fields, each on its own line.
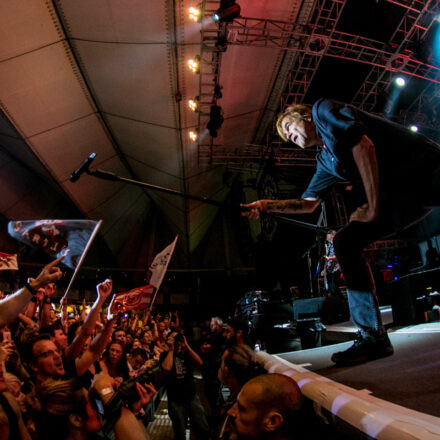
left=148, top=236, right=178, bottom=290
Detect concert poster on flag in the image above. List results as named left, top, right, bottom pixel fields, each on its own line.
left=0, top=252, right=18, bottom=271
left=110, top=285, right=155, bottom=314
left=7, top=219, right=101, bottom=270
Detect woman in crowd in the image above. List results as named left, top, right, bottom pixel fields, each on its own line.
left=99, top=341, right=129, bottom=384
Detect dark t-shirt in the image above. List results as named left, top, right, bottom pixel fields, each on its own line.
left=201, top=332, right=225, bottom=379
left=162, top=351, right=196, bottom=402
left=303, top=99, right=440, bottom=228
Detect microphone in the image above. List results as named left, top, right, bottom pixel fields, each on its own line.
left=70, top=153, right=96, bottom=183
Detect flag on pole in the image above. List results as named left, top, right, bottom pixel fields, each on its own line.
left=7, top=220, right=101, bottom=270
left=148, top=236, right=178, bottom=290
left=109, top=285, right=155, bottom=314
left=0, top=252, right=18, bottom=271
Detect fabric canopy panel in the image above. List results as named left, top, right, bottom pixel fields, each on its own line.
left=0, top=1, right=152, bottom=264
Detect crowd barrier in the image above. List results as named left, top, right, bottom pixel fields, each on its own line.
left=257, top=351, right=440, bottom=440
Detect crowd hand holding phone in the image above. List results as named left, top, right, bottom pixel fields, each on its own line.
left=1, top=330, right=14, bottom=361
left=91, top=371, right=157, bottom=420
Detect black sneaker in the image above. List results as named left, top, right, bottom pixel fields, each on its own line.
left=331, top=332, right=394, bottom=366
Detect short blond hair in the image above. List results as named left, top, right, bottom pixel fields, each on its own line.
left=276, top=104, right=313, bottom=142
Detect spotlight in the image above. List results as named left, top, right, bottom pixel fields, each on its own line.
left=395, top=76, right=406, bottom=87
left=213, top=1, right=240, bottom=23
left=188, top=6, right=202, bottom=23
left=188, top=98, right=199, bottom=112
left=189, top=129, right=198, bottom=141
left=409, top=125, right=419, bottom=132
left=187, top=56, right=200, bottom=73
left=207, top=105, right=224, bottom=137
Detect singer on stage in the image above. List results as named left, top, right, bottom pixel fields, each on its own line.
left=241, top=98, right=440, bottom=365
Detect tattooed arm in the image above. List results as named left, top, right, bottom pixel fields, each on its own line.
left=241, top=199, right=319, bottom=219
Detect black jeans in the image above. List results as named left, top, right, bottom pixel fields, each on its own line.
left=333, top=218, right=394, bottom=292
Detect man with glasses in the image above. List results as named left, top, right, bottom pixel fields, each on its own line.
left=26, top=335, right=67, bottom=383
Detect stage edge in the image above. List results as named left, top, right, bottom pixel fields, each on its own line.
left=256, top=351, right=440, bottom=440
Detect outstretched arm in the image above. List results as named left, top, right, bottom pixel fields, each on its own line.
left=350, top=135, right=380, bottom=223
left=241, top=199, right=319, bottom=220
left=0, top=258, right=63, bottom=328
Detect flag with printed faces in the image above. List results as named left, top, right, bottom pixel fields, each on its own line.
left=7, top=220, right=101, bottom=270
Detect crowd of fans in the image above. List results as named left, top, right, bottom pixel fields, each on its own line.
left=0, top=258, right=331, bottom=440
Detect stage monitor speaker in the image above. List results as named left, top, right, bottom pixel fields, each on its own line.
left=293, top=297, right=326, bottom=321
left=388, top=268, right=440, bottom=325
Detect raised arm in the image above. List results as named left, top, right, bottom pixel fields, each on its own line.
left=0, top=258, right=63, bottom=328
left=241, top=199, right=319, bottom=220
left=161, top=337, right=174, bottom=371
left=75, top=316, right=115, bottom=376
left=183, top=335, right=203, bottom=367
left=40, top=283, right=56, bottom=328
left=350, top=135, right=380, bottom=223
left=65, top=279, right=113, bottom=362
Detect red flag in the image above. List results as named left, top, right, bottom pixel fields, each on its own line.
left=109, top=285, right=154, bottom=314
left=0, top=252, right=18, bottom=271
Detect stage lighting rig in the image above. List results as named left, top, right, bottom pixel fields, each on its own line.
left=188, top=97, right=199, bottom=112
left=395, top=76, right=406, bottom=87
left=187, top=56, right=200, bottom=73
left=188, top=5, right=202, bottom=23
left=189, top=129, right=199, bottom=141
left=216, top=35, right=228, bottom=52
left=213, top=0, right=240, bottom=23
left=207, top=105, right=224, bottom=138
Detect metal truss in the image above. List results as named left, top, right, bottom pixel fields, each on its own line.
left=198, top=142, right=317, bottom=172
left=195, top=0, right=224, bottom=166
left=352, top=0, right=439, bottom=111
left=365, top=238, right=415, bottom=251
left=196, top=0, right=440, bottom=167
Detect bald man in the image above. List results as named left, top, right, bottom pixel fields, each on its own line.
left=227, top=373, right=302, bottom=440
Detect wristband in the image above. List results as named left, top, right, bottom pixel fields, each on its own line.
left=43, top=296, right=52, bottom=304
left=24, top=279, right=38, bottom=296
left=30, top=296, right=38, bottom=303
left=99, top=387, right=114, bottom=398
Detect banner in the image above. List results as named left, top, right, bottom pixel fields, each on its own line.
left=0, top=252, right=18, bottom=271
left=7, top=219, right=101, bottom=270
left=148, top=236, right=178, bottom=290
left=110, top=285, right=155, bottom=314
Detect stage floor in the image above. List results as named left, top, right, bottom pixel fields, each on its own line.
left=276, top=320, right=440, bottom=418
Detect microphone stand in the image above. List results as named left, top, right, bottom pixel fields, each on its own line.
left=275, top=215, right=339, bottom=232
left=276, top=215, right=342, bottom=297
left=85, top=168, right=223, bottom=207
